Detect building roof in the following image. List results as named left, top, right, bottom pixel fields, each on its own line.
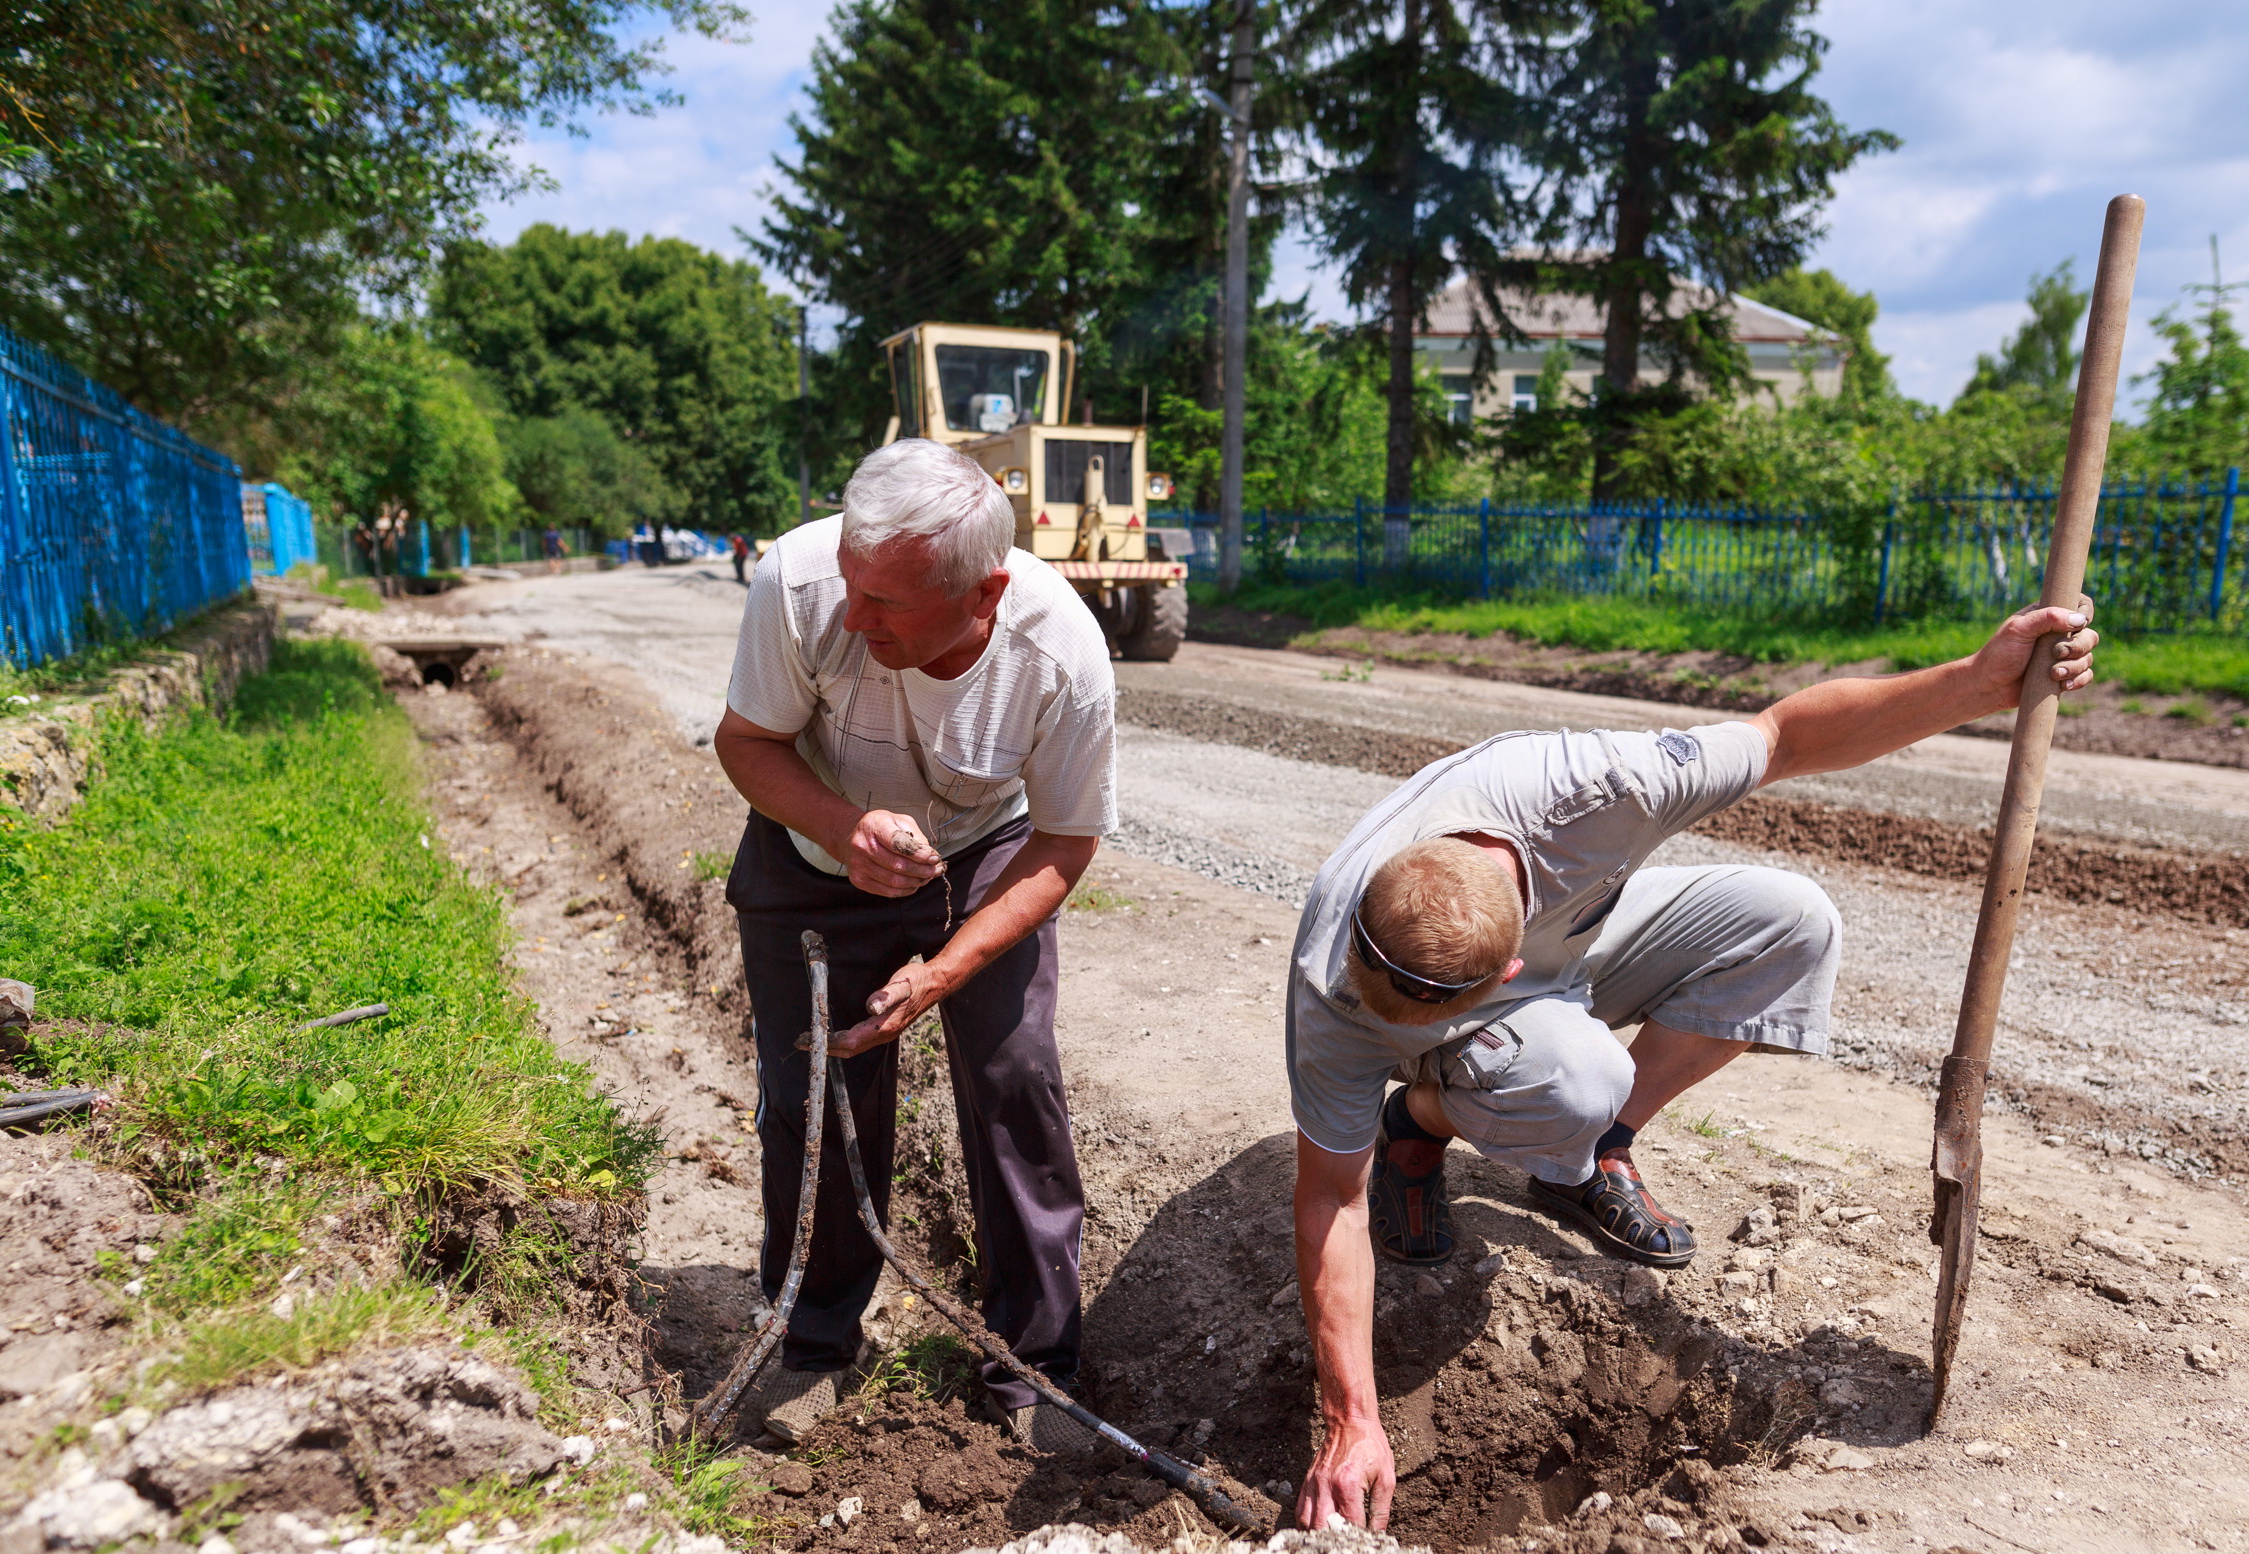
left=1418, top=272, right=1830, bottom=347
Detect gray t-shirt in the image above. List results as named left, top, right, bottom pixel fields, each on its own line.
left=1286, top=721, right=1769, bottom=1153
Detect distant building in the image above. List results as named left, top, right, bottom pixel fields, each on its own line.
left=1416, top=271, right=1846, bottom=425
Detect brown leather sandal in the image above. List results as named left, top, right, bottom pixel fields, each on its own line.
left=1528, top=1149, right=1697, bottom=1268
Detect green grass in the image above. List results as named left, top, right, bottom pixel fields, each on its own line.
left=857, top=1330, right=977, bottom=1404
left=1064, top=881, right=1135, bottom=913
left=690, top=850, right=732, bottom=882
left=164, top=1283, right=449, bottom=1392
left=0, top=637, right=654, bottom=1202
left=1201, top=580, right=2249, bottom=701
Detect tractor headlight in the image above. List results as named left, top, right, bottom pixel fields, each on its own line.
left=1000, top=467, right=1030, bottom=495
left=1146, top=472, right=1174, bottom=501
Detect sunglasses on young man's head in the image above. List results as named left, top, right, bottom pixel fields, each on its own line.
left=1349, top=910, right=1494, bottom=1004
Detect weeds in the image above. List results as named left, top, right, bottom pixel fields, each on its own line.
left=163, top=1282, right=449, bottom=1392
left=857, top=1330, right=976, bottom=1405
left=0, top=637, right=652, bottom=1200
left=1318, top=660, right=1374, bottom=683
left=1682, top=1110, right=1726, bottom=1139
left=690, top=851, right=731, bottom=882
left=2167, top=697, right=2214, bottom=725
left=1065, top=881, right=1134, bottom=913
left=123, top=1184, right=322, bottom=1317
left=2120, top=698, right=2147, bottom=714
left=656, top=1439, right=787, bottom=1544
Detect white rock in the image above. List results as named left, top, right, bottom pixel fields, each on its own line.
left=1835, top=1206, right=1879, bottom=1223
left=117, top=1407, right=152, bottom=1439
left=446, top=1523, right=480, bottom=1549
left=133, top=1243, right=159, bottom=1265
left=2187, top=1283, right=2222, bottom=1299
left=559, top=1434, right=596, bottom=1466
left=199, top=1537, right=239, bottom=1554
left=18, top=1478, right=167, bottom=1547
left=602, top=1416, right=632, bottom=1433
left=901, top=1499, right=922, bottom=1522
left=342, top=1540, right=384, bottom=1554
left=2077, top=1228, right=2160, bottom=1271
left=1643, top=1511, right=1686, bottom=1539
left=1621, top=1266, right=1666, bottom=1308
left=1825, top=1448, right=1874, bottom=1471
left=89, top=1418, right=124, bottom=1453
left=622, top=1494, right=648, bottom=1513
left=270, top=1291, right=298, bottom=1321
left=1471, top=1252, right=1508, bottom=1277
left=1963, top=1440, right=2014, bottom=1462
left=1817, top=1379, right=1866, bottom=1409
left=1575, top=1491, right=1613, bottom=1517
left=836, top=1496, right=863, bottom=1528
left=496, top=1520, right=521, bottom=1538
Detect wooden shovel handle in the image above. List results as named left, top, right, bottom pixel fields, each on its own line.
left=1946, top=193, right=2144, bottom=1069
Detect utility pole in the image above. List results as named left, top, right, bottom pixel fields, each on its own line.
left=797, top=304, right=813, bottom=527
left=1217, top=0, right=1254, bottom=594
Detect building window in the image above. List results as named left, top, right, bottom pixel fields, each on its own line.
left=1512, top=374, right=1540, bottom=412
left=1441, top=374, right=1473, bottom=426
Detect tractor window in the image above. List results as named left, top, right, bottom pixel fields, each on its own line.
left=934, top=346, right=1050, bottom=433
left=890, top=341, right=924, bottom=439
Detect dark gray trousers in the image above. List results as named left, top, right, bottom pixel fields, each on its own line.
left=728, top=810, right=1083, bottom=1409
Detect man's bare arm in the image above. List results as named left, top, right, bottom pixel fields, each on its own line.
left=1294, top=1133, right=1394, bottom=1530
left=713, top=706, right=942, bottom=896
left=829, top=829, right=1097, bottom=1056
left=1749, top=604, right=2098, bottom=788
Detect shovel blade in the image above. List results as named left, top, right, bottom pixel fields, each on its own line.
left=1927, top=1054, right=1989, bottom=1427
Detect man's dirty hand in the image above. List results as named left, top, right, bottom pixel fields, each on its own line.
left=1296, top=1416, right=1395, bottom=1532
left=838, top=809, right=946, bottom=898
left=812, top=961, right=951, bottom=1058
left=1973, top=597, right=2100, bottom=704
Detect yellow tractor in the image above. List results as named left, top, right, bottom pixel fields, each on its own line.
left=880, top=321, right=1189, bottom=661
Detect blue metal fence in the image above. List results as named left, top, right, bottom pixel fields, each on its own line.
left=243, top=482, right=316, bottom=576
left=0, top=328, right=248, bottom=668
left=1171, top=472, right=2246, bottom=635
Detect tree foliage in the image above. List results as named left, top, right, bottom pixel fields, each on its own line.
left=1739, top=266, right=1891, bottom=403
left=1503, top=0, right=1896, bottom=496
left=1286, top=0, right=1530, bottom=515
left=1964, top=262, right=2086, bottom=398
left=0, top=0, right=747, bottom=423
left=264, top=327, right=519, bottom=532
left=431, top=226, right=800, bottom=531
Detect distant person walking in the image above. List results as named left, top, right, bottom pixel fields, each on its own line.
left=729, top=532, right=751, bottom=585
left=541, top=525, right=569, bottom=575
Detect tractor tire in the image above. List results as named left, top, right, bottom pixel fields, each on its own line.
left=1117, top=582, right=1187, bottom=662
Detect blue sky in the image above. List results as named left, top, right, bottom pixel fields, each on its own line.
left=481, top=0, right=2249, bottom=409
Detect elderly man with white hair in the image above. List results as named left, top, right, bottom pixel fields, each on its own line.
left=713, top=438, right=1115, bottom=1451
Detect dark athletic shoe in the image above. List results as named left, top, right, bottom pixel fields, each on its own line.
left=1528, top=1148, right=1697, bottom=1268
left=1367, top=1117, right=1455, bottom=1264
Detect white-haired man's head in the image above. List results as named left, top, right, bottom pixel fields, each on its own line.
left=840, top=438, right=1014, bottom=597
left=835, top=439, right=1016, bottom=675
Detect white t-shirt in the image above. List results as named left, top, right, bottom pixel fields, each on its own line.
left=727, top=516, right=1118, bottom=874
left=1286, top=722, right=1770, bottom=1153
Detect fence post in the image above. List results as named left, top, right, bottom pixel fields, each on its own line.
left=1478, top=497, right=1491, bottom=598
left=415, top=519, right=430, bottom=577
left=1354, top=497, right=1366, bottom=588
left=2214, top=467, right=2239, bottom=623
left=1873, top=496, right=1898, bottom=625
left=1651, top=499, right=1665, bottom=576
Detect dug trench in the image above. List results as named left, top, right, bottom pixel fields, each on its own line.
left=426, top=639, right=2249, bottom=1554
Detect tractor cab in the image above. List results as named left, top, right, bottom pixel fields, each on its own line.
left=877, top=321, right=1187, bottom=661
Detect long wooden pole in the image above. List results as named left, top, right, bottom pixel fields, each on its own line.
left=1927, top=193, right=2144, bottom=1425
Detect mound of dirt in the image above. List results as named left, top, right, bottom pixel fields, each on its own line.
left=1190, top=602, right=2249, bottom=771
left=1111, top=689, right=2249, bottom=927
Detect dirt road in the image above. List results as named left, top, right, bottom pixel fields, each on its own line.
left=375, top=569, right=2249, bottom=1552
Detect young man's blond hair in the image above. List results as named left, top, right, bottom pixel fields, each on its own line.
left=1347, top=837, right=1524, bottom=1025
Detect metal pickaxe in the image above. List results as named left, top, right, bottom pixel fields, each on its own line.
left=1927, top=193, right=2143, bottom=1426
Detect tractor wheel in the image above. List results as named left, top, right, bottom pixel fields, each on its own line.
left=1117, top=582, right=1187, bottom=662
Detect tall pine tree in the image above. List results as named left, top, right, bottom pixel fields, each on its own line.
left=759, top=0, right=1170, bottom=455
left=1288, top=0, right=1530, bottom=555
left=1505, top=0, right=1893, bottom=497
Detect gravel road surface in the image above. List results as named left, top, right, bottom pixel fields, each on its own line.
left=403, top=568, right=2249, bottom=1171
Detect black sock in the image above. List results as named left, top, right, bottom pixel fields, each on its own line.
left=1594, top=1120, right=1638, bottom=1158
left=1382, top=1085, right=1442, bottom=1144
